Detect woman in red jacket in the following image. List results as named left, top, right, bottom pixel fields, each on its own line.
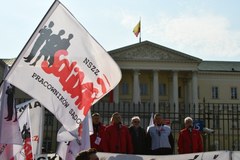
left=104, top=112, right=133, bottom=154
left=178, top=117, right=203, bottom=154
left=90, top=113, right=106, bottom=152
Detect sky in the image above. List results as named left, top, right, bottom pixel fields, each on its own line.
left=1, top=0, right=240, bottom=61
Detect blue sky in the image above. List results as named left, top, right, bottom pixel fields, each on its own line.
left=1, top=0, right=240, bottom=61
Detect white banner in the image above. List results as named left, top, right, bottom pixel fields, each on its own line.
left=0, top=66, right=22, bottom=145
left=5, top=0, right=121, bottom=133
left=35, top=151, right=233, bottom=160
left=232, top=151, right=240, bottom=160
left=16, top=99, right=44, bottom=159
left=0, top=144, right=23, bottom=160
left=97, top=151, right=230, bottom=160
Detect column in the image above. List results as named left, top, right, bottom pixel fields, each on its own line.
left=133, top=70, right=141, bottom=104
left=153, top=70, right=159, bottom=110
left=172, top=71, right=179, bottom=113
left=192, top=71, right=198, bottom=112
left=113, top=85, right=119, bottom=104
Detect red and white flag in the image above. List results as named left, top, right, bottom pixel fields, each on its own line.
left=56, top=111, right=92, bottom=160
left=4, top=1, right=121, bottom=133
left=16, top=99, right=44, bottom=159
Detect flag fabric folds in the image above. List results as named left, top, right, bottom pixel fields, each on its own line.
left=133, top=21, right=141, bottom=37
left=57, top=111, right=92, bottom=160
left=4, top=0, right=122, bottom=134
left=0, top=66, right=22, bottom=145
left=16, top=99, right=44, bottom=159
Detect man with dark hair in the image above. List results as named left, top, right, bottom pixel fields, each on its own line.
left=76, top=148, right=99, bottom=160
left=90, top=113, right=106, bottom=151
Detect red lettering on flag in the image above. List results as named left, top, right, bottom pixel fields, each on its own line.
left=41, top=50, right=110, bottom=115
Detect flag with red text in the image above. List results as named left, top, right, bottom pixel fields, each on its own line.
left=4, top=1, right=121, bottom=134
left=16, top=99, right=44, bottom=159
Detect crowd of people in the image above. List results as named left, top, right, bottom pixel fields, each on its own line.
left=76, top=112, right=203, bottom=159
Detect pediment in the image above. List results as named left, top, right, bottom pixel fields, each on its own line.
left=109, top=41, right=201, bottom=63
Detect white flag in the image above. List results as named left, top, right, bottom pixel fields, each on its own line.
left=5, top=1, right=121, bottom=133
left=57, top=111, right=92, bottom=160
left=0, top=144, right=23, bottom=160
left=16, top=99, right=44, bottom=159
left=147, top=113, right=154, bottom=132
left=0, top=66, right=22, bottom=145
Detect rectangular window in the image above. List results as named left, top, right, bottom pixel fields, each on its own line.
left=212, top=86, right=219, bottom=99
left=121, top=82, right=128, bottom=95
left=159, top=83, right=166, bottom=96
left=231, top=87, right=237, bottom=99
left=178, top=86, right=181, bottom=98
left=140, top=83, right=148, bottom=95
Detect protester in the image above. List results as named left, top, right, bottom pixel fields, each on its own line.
left=147, top=113, right=174, bottom=155
left=129, top=116, right=148, bottom=154
left=90, top=113, right=106, bottom=152
left=178, top=116, right=203, bottom=154
left=75, top=148, right=99, bottom=160
left=104, top=112, right=133, bottom=154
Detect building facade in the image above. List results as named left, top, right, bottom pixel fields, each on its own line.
left=100, top=41, right=240, bottom=110
left=1, top=40, right=240, bottom=152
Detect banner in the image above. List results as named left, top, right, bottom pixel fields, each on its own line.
left=97, top=151, right=230, bottom=160
left=16, top=99, right=44, bottom=159
left=4, top=0, right=121, bottom=133
left=35, top=151, right=233, bottom=160
left=0, top=67, right=22, bottom=145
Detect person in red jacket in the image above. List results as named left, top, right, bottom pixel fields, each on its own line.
left=178, top=116, right=203, bottom=154
left=104, top=112, right=133, bottom=154
left=90, top=113, right=106, bottom=152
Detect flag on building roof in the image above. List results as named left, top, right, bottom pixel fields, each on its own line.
left=133, top=20, right=141, bottom=37
left=4, top=0, right=121, bottom=134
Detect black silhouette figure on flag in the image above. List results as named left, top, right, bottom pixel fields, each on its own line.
left=4, top=84, right=17, bottom=121
left=21, top=123, right=31, bottom=140
left=30, top=29, right=66, bottom=66
left=24, top=21, right=54, bottom=63
left=48, top=33, right=74, bottom=66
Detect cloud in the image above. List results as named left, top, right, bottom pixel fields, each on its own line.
left=121, top=11, right=240, bottom=61
left=154, top=13, right=240, bottom=60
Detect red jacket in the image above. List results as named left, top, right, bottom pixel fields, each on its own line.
left=90, top=123, right=106, bottom=152
left=104, top=123, right=133, bottom=154
left=178, top=128, right=203, bottom=154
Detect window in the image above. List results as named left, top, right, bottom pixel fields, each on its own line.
left=231, top=87, right=237, bottom=99
left=140, top=83, right=148, bottom=95
left=159, top=83, right=166, bottom=96
left=212, top=86, right=219, bottom=99
left=121, top=82, right=128, bottom=95
left=178, top=86, right=182, bottom=98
